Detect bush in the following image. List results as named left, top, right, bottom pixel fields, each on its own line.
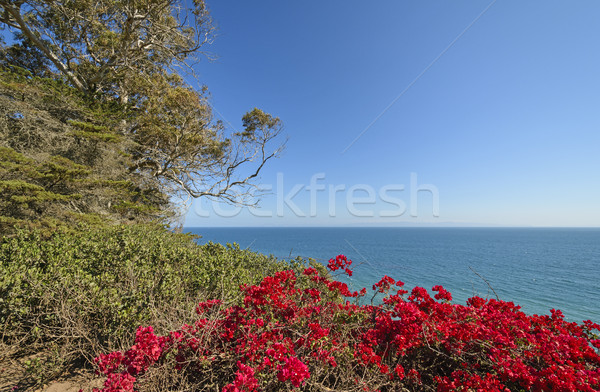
left=94, top=255, right=600, bottom=392
left=0, top=223, right=294, bottom=385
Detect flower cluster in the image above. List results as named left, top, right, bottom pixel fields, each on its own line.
left=94, top=326, right=167, bottom=390
left=93, top=255, right=600, bottom=392
left=327, top=254, right=354, bottom=276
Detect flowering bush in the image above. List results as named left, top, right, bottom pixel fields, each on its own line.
left=1, top=225, right=295, bottom=386
left=93, top=255, right=600, bottom=391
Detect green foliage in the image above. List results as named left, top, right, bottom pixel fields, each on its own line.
left=0, top=6, right=288, bottom=390
left=0, top=147, right=87, bottom=228
left=0, top=223, right=296, bottom=384
left=0, top=57, right=283, bottom=230
left=0, top=0, right=214, bottom=97
left=240, top=107, right=282, bottom=140
left=0, top=33, right=52, bottom=77
left=0, top=68, right=170, bottom=231
left=0, top=2, right=285, bottom=224
left=67, top=120, right=109, bottom=133
left=69, top=120, right=120, bottom=142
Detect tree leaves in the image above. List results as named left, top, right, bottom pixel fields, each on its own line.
left=0, top=1, right=285, bottom=229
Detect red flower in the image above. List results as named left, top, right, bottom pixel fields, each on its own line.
left=94, top=254, right=600, bottom=392
left=276, top=357, right=310, bottom=387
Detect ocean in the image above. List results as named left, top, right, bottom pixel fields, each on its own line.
left=187, top=227, right=600, bottom=324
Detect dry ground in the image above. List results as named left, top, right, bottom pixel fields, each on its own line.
left=0, top=353, right=102, bottom=392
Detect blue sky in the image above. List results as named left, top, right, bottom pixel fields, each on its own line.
left=186, top=1, right=600, bottom=227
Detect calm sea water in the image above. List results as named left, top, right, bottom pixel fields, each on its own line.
left=187, top=227, right=600, bottom=324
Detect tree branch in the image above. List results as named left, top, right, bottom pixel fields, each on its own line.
left=0, top=1, right=87, bottom=91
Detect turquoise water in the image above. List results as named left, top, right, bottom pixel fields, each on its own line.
left=187, top=227, right=600, bottom=324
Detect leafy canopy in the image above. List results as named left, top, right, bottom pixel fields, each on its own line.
left=0, top=1, right=284, bottom=230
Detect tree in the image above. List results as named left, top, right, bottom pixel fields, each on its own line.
left=0, top=67, right=171, bottom=232
left=129, top=74, right=284, bottom=205
left=0, top=1, right=284, bottom=228
left=0, top=0, right=213, bottom=99
left=0, top=32, right=53, bottom=76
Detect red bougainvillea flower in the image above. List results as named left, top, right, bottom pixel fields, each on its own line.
left=93, top=255, right=600, bottom=392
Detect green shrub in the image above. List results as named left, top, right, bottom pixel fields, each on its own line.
left=0, top=223, right=294, bottom=384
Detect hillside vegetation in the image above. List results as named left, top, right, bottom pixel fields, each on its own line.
left=0, top=223, right=307, bottom=387
left=1, top=2, right=599, bottom=391
left=0, top=1, right=290, bottom=388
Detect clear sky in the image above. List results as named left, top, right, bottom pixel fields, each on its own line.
left=185, top=0, right=600, bottom=227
